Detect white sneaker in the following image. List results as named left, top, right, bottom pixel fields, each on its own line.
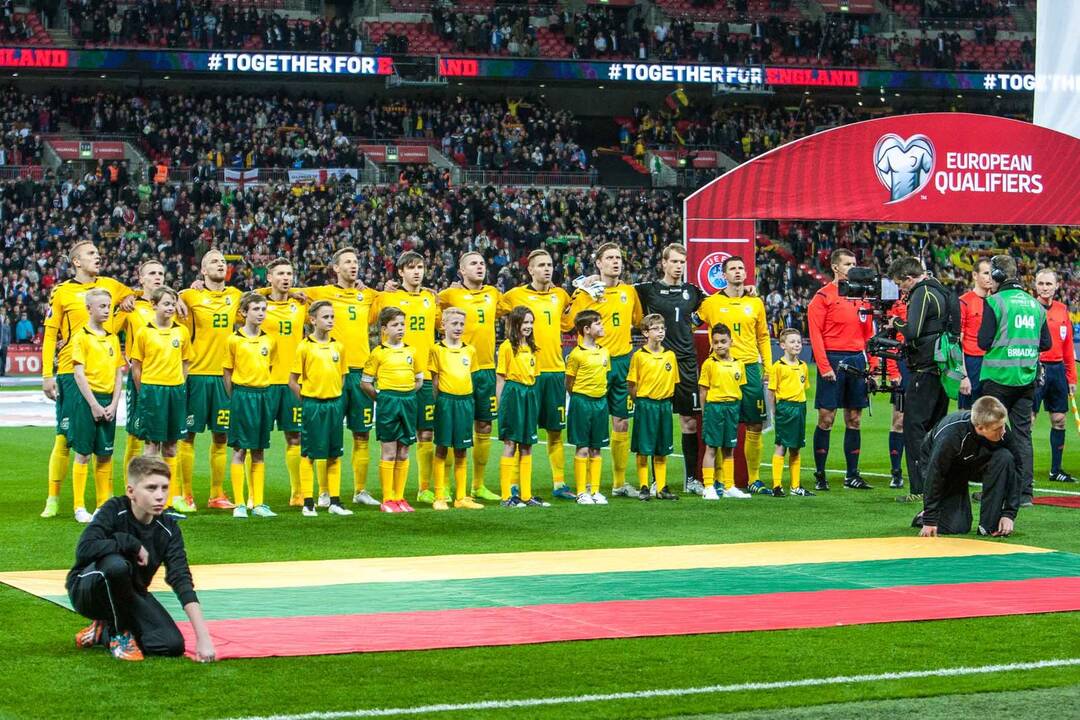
left=74, top=507, right=93, bottom=523
left=686, top=479, right=705, bottom=496
left=723, top=486, right=752, bottom=499
left=251, top=504, right=277, bottom=518
left=591, top=492, right=608, bottom=505
left=702, top=486, right=720, bottom=501
left=612, top=485, right=640, bottom=499
left=576, top=492, right=595, bottom=505
left=301, top=506, right=318, bottom=517
left=353, top=490, right=380, bottom=506
left=316, top=492, right=331, bottom=508
left=328, top=503, right=354, bottom=516
left=233, top=506, right=248, bottom=518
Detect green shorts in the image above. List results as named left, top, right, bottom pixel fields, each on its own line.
left=267, top=383, right=302, bottom=433
left=472, top=368, right=497, bottom=423
left=375, top=389, right=417, bottom=445
left=138, top=383, right=188, bottom=444
left=186, top=375, right=230, bottom=434
left=703, top=400, right=740, bottom=449
left=739, top=362, right=766, bottom=424
left=228, top=386, right=272, bottom=451
left=631, top=397, right=674, bottom=457
left=434, top=392, right=476, bottom=450
left=534, top=371, right=567, bottom=431
left=417, top=379, right=435, bottom=432
left=54, top=373, right=77, bottom=437
left=124, top=371, right=142, bottom=438
left=607, top=353, right=633, bottom=419
left=774, top=399, right=807, bottom=450
left=343, top=369, right=374, bottom=433
left=70, top=391, right=117, bottom=457
left=498, top=380, right=539, bottom=446
left=567, top=393, right=609, bottom=449
left=300, top=396, right=344, bottom=459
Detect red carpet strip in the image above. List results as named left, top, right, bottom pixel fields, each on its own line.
left=1033, top=495, right=1080, bottom=509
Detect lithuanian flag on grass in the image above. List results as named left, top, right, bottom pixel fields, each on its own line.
left=3, top=537, right=1079, bottom=660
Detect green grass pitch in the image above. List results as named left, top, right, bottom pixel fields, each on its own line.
left=1, top=396, right=1078, bottom=720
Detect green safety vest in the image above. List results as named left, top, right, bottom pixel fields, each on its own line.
left=982, top=288, right=1046, bottom=386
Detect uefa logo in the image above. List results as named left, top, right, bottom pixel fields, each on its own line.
left=873, top=133, right=935, bottom=203
left=696, top=250, right=730, bottom=292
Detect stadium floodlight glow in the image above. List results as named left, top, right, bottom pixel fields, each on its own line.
left=858, top=101, right=863, bottom=106
left=956, top=94, right=963, bottom=98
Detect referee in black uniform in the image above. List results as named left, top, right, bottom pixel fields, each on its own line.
left=634, top=243, right=705, bottom=493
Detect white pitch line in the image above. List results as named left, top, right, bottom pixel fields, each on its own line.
left=221, top=657, right=1080, bottom=720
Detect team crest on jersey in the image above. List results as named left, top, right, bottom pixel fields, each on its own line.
left=743, top=305, right=753, bottom=316
left=225, top=297, right=232, bottom=305
left=665, top=362, right=672, bottom=371
left=682, top=289, right=689, bottom=300
left=1061, top=326, right=1068, bottom=341
left=332, top=353, right=340, bottom=362
left=290, top=304, right=297, bottom=313
left=800, top=375, right=806, bottom=384
left=171, top=338, right=180, bottom=348
left=735, top=371, right=742, bottom=381
left=423, top=298, right=430, bottom=307
left=260, top=347, right=269, bottom=356
left=462, top=356, right=471, bottom=367
left=603, top=357, right=609, bottom=367
left=550, top=295, right=558, bottom=304
left=108, top=347, right=114, bottom=356
left=406, top=356, right=413, bottom=365
left=620, top=292, right=627, bottom=303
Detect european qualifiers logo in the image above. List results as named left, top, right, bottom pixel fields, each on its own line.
left=874, top=134, right=935, bottom=203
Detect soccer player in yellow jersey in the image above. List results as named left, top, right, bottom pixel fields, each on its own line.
left=495, top=306, right=544, bottom=508
left=130, top=287, right=193, bottom=509
left=698, top=323, right=751, bottom=501
left=627, top=314, right=680, bottom=501
left=370, top=252, right=439, bottom=504
left=565, top=310, right=611, bottom=505
left=568, top=242, right=643, bottom=498
left=260, top=258, right=308, bottom=506
left=178, top=250, right=243, bottom=512
left=768, top=328, right=814, bottom=497
left=223, top=293, right=279, bottom=519
left=429, top=308, right=484, bottom=511
left=499, top=249, right=576, bottom=500
left=289, top=301, right=350, bottom=517
left=362, top=307, right=423, bottom=514
left=70, top=289, right=125, bottom=523
left=695, top=256, right=772, bottom=494
left=40, top=240, right=134, bottom=519
left=110, top=260, right=166, bottom=484
left=438, top=251, right=502, bottom=500
left=286, top=248, right=380, bottom=507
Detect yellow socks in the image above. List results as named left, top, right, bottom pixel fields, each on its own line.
left=655, top=457, right=667, bottom=492
left=285, top=443, right=301, bottom=502
left=327, top=458, right=341, bottom=499
left=178, top=438, right=195, bottom=496
left=299, top=456, right=315, bottom=500
left=314, top=459, right=328, bottom=500
left=433, top=455, right=447, bottom=500
left=251, top=462, right=266, bottom=506
left=351, top=437, right=369, bottom=493
left=454, top=455, right=468, bottom=499
left=721, top=456, right=735, bottom=490
left=636, top=455, right=649, bottom=488
left=94, top=459, right=113, bottom=507
left=610, top=430, right=629, bottom=488
left=499, top=456, right=517, bottom=500
left=702, top=465, right=715, bottom=489
left=230, top=463, right=246, bottom=506
left=745, top=430, right=763, bottom=485
left=772, top=455, right=785, bottom=489
left=790, top=455, right=802, bottom=489
left=47, top=434, right=69, bottom=497
left=588, top=456, right=602, bottom=494
left=72, top=462, right=88, bottom=511
left=209, top=441, right=227, bottom=499
left=574, top=456, right=588, bottom=495
left=547, top=430, right=565, bottom=486
left=393, top=458, right=410, bottom=500
left=416, top=440, right=434, bottom=493
left=472, top=433, right=491, bottom=491
left=519, top=454, right=533, bottom=500
left=164, top=455, right=179, bottom=499
left=379, top=460, right=394, bottom=501
left=121, top=436, right=143, bottom=482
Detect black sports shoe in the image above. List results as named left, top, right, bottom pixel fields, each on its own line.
left=1050, top=471, right=1077, bottom=483
left=524, top=496, right=551, bottom=507
left=638, top=486, right=652, bottom=501
left=844, top=474, right=873, bottom=490
left=790, top=486, right=816, bottom=497
left=771, top=486, right=786, bottom=497
left=889, top=471, right=904, bottom=489
left=655, top=489, right=679, bottom=501
left=814, top=472, right=830, bottom=491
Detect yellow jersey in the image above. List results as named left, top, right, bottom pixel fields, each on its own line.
left=362, top=343, right=421, bottom=393
left=223, top=329, right=276, bottom=388
left=110, top=297, right=159, bottom=357
left=567, top=283, right=643, bottom=358
left=71, top=327, right=124, bottom=394
left=565, top=344, right=610, bottom=398
left=429, top=341, right=477, bottom=395
left=768, top=358, right=810, bottom=403
left=499, top=285, right=573, bottom=372
left=699, top=355, right=746, bottom=403
left=371, top=289, right=439, bottom=378
left=292, top=336, right=346, bottom=399
left=43, top=276, right=133, bottom=376
left=179, top=287, right=243, bottom=376
left=262, top=298, right=307, bottom=385
left=299, top=284, right=379, bottom=370
left=130, top=323, right=192, bottom=387
left=437, top=285, right=500, bottom=369
left=696, top=292, right=771, bottom=366
left=495, top=339, right=539, bottom=386
left=627, top=347, right=679, bottom=400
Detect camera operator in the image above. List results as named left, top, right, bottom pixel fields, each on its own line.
left=886, top=257, right=959, bottom=503
left=912, top=396, right=1021, bottom=537
left=977, top=255, right=1051, bottom=506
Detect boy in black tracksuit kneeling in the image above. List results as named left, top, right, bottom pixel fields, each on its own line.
left=65, top=455, right=216, bottom=661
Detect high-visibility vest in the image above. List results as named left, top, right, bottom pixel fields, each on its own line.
left=981, top=288, right=1046, bottom=386
left=154, top=163, right=168, bottom=183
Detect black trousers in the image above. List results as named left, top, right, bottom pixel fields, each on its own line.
left=904, top=370, right=950, bottom=495
left=67, top=553, right=185, bottom=656
left=981, top=380, right=1035, bottom=499
left=934, top=446, right=1021, bottom=535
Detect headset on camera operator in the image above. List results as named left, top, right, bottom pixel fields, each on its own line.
left=886, top=257, right=960, bottom=502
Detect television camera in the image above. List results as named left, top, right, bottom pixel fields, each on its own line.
left=836, top=267, right=904, bottom=396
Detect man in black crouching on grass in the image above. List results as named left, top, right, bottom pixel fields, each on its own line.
left=913, top=396, right=1022, bottom=538
left=66, top=455, right=216, bottom=662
